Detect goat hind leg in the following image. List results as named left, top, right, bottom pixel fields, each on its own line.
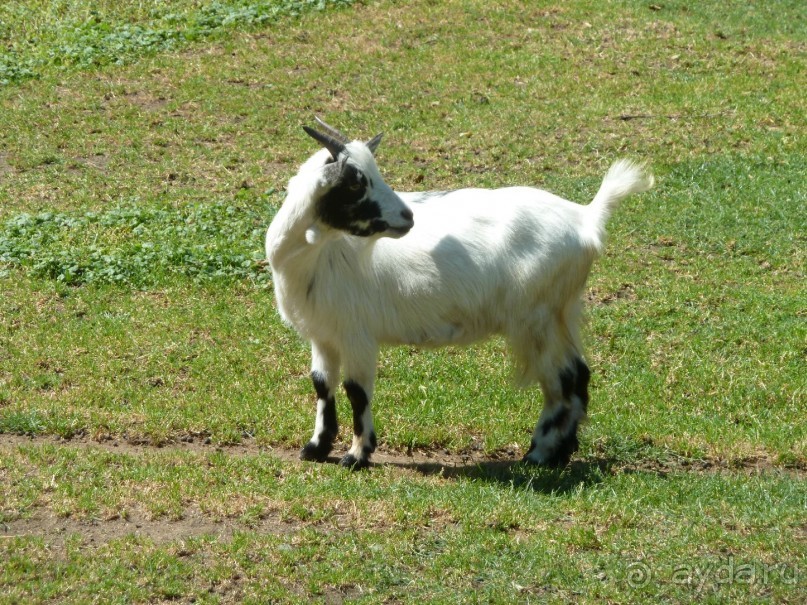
left=524, top=357, right=590, bottom=467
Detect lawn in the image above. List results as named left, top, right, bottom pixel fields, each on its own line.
left=1, top=0, right=805, bottom=602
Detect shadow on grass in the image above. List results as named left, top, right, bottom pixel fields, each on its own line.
left=388, top=457, right=662, bottom=495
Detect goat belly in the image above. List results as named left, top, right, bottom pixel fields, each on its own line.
left=385, top=321, right=466, bottom=347
left=380, top=308, right=497, bottom=348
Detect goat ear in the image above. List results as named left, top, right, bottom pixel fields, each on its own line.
left=366, top=133, right=383, bottom=154
left=303, top=126, right=346, bottom=160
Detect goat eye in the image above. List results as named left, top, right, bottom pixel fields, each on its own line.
left=348, top=182, right=362, bottom=192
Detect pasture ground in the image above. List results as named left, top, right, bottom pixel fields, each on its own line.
left=1, top=0, right=805, bottom=602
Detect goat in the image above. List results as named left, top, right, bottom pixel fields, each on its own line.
left=266, top=118, right=654, bottom=470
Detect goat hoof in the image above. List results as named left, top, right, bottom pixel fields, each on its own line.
left=521, top=444, right=546, bottom=466
left=522, top=452, right=572, bottom=468
left=522, top=433, right=579, bottom=468
left=545, top=433, right=579, bottom=468
left=521, top=453, right=543, bottom=466
left=300, top=441, right=332, bottom=463
left=339, top=453, right=370, bottom=471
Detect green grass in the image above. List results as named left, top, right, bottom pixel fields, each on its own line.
left=2, top=442, right=804, bottom=603
left=0, top=0, right=355, bottom=84
left=0, top=0, right=805, bottom=602
left=0, top=199, right=274, bottom=285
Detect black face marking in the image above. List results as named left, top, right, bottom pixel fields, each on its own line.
left=317, top=162, right=387, bottom=237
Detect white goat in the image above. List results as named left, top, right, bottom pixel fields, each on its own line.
left=266, top=118, right=654, bottom=469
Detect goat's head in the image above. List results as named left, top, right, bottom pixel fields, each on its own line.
left=303, top=118, right=414, bottom=239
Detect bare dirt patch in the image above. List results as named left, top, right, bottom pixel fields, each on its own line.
left=586, top=283, right=637, bottom=305
left=0, top=153, right=14, bottom=175
left=2, top=505, right=253, bottom=552
left=1, top=431, right=800, bottom=478
left=0, top=431, right=514, bottom=475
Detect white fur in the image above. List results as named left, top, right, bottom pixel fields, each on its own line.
left=266, top=141, right=653, bottom=466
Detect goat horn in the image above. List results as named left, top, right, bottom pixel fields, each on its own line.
left=303, top=126, right=346, bottom=160
left=314, top=116, right=350, bottom=143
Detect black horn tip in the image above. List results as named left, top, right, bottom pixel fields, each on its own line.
left=303, top=125, right=347, bottom=159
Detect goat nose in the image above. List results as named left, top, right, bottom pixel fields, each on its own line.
left=401, top=208, right=414, bottom=222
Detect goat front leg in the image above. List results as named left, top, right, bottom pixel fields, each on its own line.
left=300, top=341, right=341, bottom=462
left=340, top=344, right=378, bottom=470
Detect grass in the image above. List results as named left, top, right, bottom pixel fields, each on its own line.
left=0, top=0, right=355, bottom=84
left=1, top=441, right=804, bottom=603
left=0, top=199, right=273, bottom=286
left=0, top=0, right=805, bottom=602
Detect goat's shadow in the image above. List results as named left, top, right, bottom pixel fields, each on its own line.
left=382, top=456, right=662, bottom=495
left=316, top=451, right=668, bottom=494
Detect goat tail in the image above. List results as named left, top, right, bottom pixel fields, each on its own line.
left=581, top=159, right=654, bottom=253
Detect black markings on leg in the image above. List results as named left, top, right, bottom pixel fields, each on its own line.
left=339, top=452, right=371, bottom=470
left=311, top=371, right=330, bottom=401
left=300, top=371, right=338, bottom=463
left=543, top=421, right=580, bottom=467
left=559, top=357, right=590, bottom=410
left=300, top=440, right=333, bottom=462
left=547, top=357, right=590, bottom=465
left=341, top=380, right=375, bottom=471
left=540, top=406, right=569, bottom=437
left=525, top=357, right=590, bottom=467
left=313, top=372, right=339, bottom=441
left=343, top=380, right=367, bottom=434
left=524, top=422, right=580, bottom=467
left=343, top=380, right=375, bottom=451
left=559, top=365, right=576, bottom=401
left=574, top=357, right=591, bottom=412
